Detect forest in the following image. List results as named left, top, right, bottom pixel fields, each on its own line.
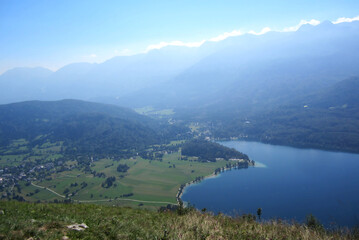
left=181, top=139, right=249, bottom=162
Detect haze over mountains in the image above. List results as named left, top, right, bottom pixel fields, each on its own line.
left=127, top=20, right=359, bottom=110
left=1, top=20, right=359, bottom=109
left=0, top=46, right=209, bottom=104
left=2, top=20, right=359, bottom=152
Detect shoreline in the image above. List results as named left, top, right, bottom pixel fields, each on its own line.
left=176, top=159, right=255, bottom=205
left=215, top=138, right=359, bottom=155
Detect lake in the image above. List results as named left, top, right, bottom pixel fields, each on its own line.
left=181, top=141, right=359, bottom=227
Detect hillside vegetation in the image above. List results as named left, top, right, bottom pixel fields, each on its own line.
left=211, top=77, right=359, bottom=153
left=0, top=201, right=357, bottom=240
left=2, top=22, right=359, bottom=153
left=0, top=100, right=255, bottom=207
left=182, top=139, right=249, bottom=162
left=0, top=99, right=188, bottom=154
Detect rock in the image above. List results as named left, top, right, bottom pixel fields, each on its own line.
left=62, top=236, right=70, bottom=240
left=67, top=223, right=89, bottom=231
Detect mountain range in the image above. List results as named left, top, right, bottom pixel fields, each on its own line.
left=2, top=21, right=359, bottom=109
left=1, top=20, right=359, bottom=152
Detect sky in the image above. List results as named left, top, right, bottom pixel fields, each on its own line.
left=1, top=0, right=359, bottom=74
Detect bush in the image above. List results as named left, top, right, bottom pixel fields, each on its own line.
left=117, top=164, right=130, bottom=173
left=306, top=214, right=324, bottom=231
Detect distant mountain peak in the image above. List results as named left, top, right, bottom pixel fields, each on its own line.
left=297, top=20, right=333, bottom=32
left=318, top=20, right=334, bottom=28
left=1, top=67, right=53, bottom=77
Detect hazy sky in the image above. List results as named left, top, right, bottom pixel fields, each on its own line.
left=1, top=0, right=359, bottom=73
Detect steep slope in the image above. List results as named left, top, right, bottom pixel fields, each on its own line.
left=0, top=100, right=162, bottom=154
left=2, top=21, right=359, bottom=107
left=0, top=201, right=356, bottom=240
left=213, top=77, right=359, bottom=153
left=121, top=21, right=359, bottom=109
left=299, top=77, right=359, bottom=109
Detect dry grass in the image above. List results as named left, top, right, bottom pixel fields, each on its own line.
left=0, top=201, right=358, bottom=240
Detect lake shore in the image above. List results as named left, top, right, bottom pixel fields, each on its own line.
left=180, top=140, right=359, bottom=227
left=176, top=159, right=255, bottom=205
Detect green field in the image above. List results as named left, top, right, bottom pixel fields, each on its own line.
left=135, top=106, right=175, bottom=117
left=1, top=138, right=240, bottom=209
left=17, top=151, right=228, bottom=207
left=0, top=139, right=64, bottom=167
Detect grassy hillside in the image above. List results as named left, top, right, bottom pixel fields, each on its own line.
left=0, top=201, right=357, bottom=240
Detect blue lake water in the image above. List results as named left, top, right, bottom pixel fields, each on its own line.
left=181, top=141, right=359, bottom=227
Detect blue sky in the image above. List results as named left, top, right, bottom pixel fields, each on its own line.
left=1, top=0, right=359, bottom=73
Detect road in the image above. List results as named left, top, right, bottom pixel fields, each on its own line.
left=31, top=182, right=177, bottom=205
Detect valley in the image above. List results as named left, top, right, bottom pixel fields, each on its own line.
left=0, top=138, right=247, bottom=208
left=1, top=8, right=359, bottom=238
left=0, top=100, right=253, bottom=208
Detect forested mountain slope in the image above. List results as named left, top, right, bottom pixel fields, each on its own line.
left=0, top=100, right=174, bottom=154
left=211, top=77, right=359, bottom=152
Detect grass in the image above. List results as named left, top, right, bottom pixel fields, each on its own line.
left=0, top=139, right=64, bottom=167
left=0, top=201, right=357, bottom=240
left=0, top=154, right=28, bottom=167
left=117, top=153, right=228, bottom=203
left=30, top=169, right=133, bottom=202
left=135, top=106, right=174, bottom=117
left=2, top=138, right=229, bottom=207
left=2, top=138, right=236, bottom=209
left=17, top=151, right=228, bottom=206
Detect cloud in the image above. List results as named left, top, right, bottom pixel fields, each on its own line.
left=145, top=28, right=267, bottom=52
left=146, top=40, right=205, bottom=52
left=332, top=15, right=359, bottom=24
left=282, top=19, right=321, bottom=32
left=209, top=29, right=243, bottom=42
left=248, top=27, right=271, bottom=35
left=144, top=18, right=321, bottom=53
left=90, top=54, right=97, bottom=58
left=142, top=16, right=356, bottom=53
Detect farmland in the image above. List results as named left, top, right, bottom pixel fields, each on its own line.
left=1, top=139, right=235, bottom=208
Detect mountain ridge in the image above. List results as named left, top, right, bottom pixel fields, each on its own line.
left=0, top=99, right=165, bottom=154
left=2, top=21, right=359, bottom=106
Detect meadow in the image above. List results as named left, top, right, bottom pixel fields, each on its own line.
left=17, top=150, right=228, bottom=208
